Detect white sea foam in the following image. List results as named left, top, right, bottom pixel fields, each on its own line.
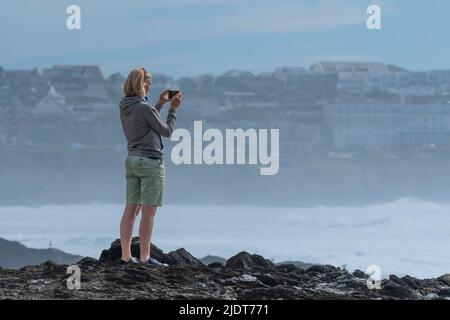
left=1, top=198, right=449, bottom=278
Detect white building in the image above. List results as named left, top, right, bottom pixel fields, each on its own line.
left=32, top=86, right=70, bottom=115
left=273, top=67, right=307, bottom=83
left=42, top=65, right=109, bottom=101
left=324, top=103, right=450, bottom=149
left=311, top=62, right=408, bottom=96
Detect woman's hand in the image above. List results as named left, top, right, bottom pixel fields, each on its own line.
left=159, top=90, right=170, bottom=106
left=170, top=92, right=183, bottom=109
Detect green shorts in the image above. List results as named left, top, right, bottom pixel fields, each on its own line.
left=125, top=155, right=165, bottom=207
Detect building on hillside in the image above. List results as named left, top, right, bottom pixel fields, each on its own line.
left=176, top=75, right=216, bottom=96
left=42, top=65, right=109, bottom=103
left=275, top=67, right=338, bottom=100
left=384, top=70, right=450, bottom=105
left=0, top=67, right=50, bottom=108
left=32, top=86, right=70, bottom=116
left=311, top=62, right=408, bottom=96
left=106, top=72, right=126, bottom=101
left=221, top=91, right=278, bottom=108
left=216, top=69, right=255, bottom=92
left=324, top=102, right=450, bottom=149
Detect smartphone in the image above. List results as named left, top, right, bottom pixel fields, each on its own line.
left=168, top=90, right=180, bottom=100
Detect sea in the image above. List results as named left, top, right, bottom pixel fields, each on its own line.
left=1, top=198, right=450, bottom=279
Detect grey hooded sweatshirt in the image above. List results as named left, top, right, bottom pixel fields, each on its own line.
left=119, top=96, right=176, bottom=159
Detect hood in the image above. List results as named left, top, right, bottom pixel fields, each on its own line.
left=119, top=96, right=145, bottom=116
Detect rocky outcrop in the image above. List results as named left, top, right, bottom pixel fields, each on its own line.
left=225, top=251, right=274, bottom=269
left=99, top=237, right=205, bottom=266
left=1, top=239, right=450, bottom=300
left=199, top=255, right=226, bottom=266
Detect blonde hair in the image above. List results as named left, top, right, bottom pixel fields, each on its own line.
left=123, top=67, right=152, bottom=97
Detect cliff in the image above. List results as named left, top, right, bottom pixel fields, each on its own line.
left=0, top=237, right=82, bottom=269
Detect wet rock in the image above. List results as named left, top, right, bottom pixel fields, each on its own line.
left=276, top=260, right=313, bottom=269
left=256, top=274, right=279, bottom=287
left=401, top=275, right=421, bottom=290
left=423, top=293, right=440, bottom=300
left=382, top=280, right=418, bottom=299
left=166, top=248, right=205, bottom=266
left=200, top=255, right=226, bottom=265
left=389, top=274, right=407, bottom=287
left=232, top=274, right=259, bottom=283
left=438, top=274, right=450, bottom=286
left=99, top=237, right=168, bottom=264
left=98, top=238, right=203, bottom=266
left=1, top=242, right=449, bottom=300
left=438, top=288, right=450, bottom=297
left=307, top=264, right=337, bottom=274
left=353, top=269, right=368, bottom=279
left=208, top=262, right=224, bottom=268
left=275, top=264, right=298, bottom=272
left=225, top=251, right=274, bottom=270
left=77, top=257, right=99, bottom=266
left=40, top=260, right=59, bottom=268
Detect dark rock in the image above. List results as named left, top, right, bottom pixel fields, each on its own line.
left=401, top=275, right=422, bottom=290
left=389, top=274, right=407, bottom=287
left=276, top=260, right=313, bottom=269
left=1, top=241, right=449, bottom=300
left=166, top=248, right=205, bottom=266
left=382, top=280, right=418, bottom=299
left=353, top=269, right=368, bottom=279
left=226, top=251, right=274, bottom=270
left=208, top=262, right=224, bottom=268
left=438, top=288, right=450, bottom=297
left=99, top=237, right=167, bottom=264
left=77, top=257, right=98, bottom=266
left=200, top=255, right=226, bottom=265
left=275, top=264, right=298, bottom=272
left=40, top=260, right=59, bottom=268
left=438, top=274, right=450, bottom=286
left=341, top=278, right=366, bottom=289
left=307, top=264, right=337, bottom=274
left=256, top=274, right=279, bottom=287
left=99, top=238, right=201, bottom=266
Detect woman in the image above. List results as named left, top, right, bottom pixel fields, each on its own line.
left=118, top=67, right=182, bottom=265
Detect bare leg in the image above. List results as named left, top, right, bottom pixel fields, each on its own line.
left=135, top=204, right=142, bottom=216
left=120, top=204, right=140, bottom=261
left=139, top=205, right=157, bottom=262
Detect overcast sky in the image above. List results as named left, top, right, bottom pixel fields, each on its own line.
left=1, top=0, right=449, bottom=78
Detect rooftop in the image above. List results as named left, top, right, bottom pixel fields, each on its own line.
left=42, top=65, right=104, bottom=80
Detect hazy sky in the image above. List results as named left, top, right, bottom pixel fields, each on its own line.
left=1, top=0, right=449, bottom=78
